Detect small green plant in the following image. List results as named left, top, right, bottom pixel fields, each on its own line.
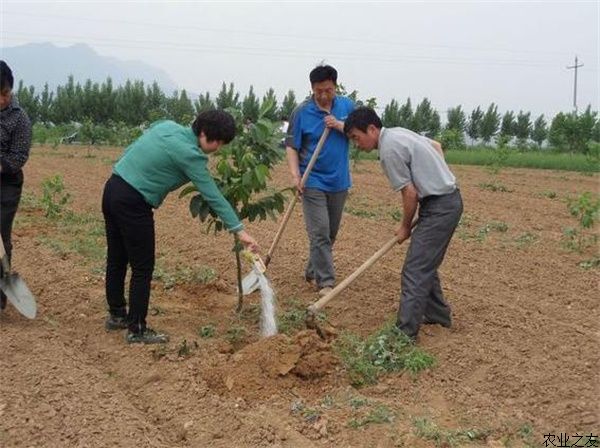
left=585, top=141, right=600, bottom=172
left=301, top=407, right=321, bottom=423
left=224, top=325, right=247, bottom=345
left=539, top=190, right=557, bottom=199
left=564, top=192, right=600, bottom=252
left=487, top=144, right=511, bottom=174
left=467, top=220, right=509, bottom=242
left=346, top=206, right=377, bottom=219
left=579, top=256, right=600, bottom=269
left=334, top=322, right=436, bottom=387
left=41, top=175, right=71, bottom=219
left=18, top=191, right=38, bottom=210
left=153, top=264, right=217, bottom=289
left=517, top=423, right=534, bottom=440
left=499, top=423, right=537, bottom=447
left=389, top=208, right=403, bottom=222
left=349, top=396, right=369, bottom=409
left=334, top=332, right=380, bottom=387
left=413, top=417, right=490, bottom=447
left=515, top=232, right=538, bottom=248
left=278, top=298, right=326, bottom=335
left=177, top=339, right=192, bottom=358
left=291, top=401, right=321, bottom=423
left=348, top=405, right=394, bottom=429
left=478, top=181, right=512, bottom=193
left=562, top=227, right=579, bottom=251
left=278, top=298, right=308, bottom=334
left=457, top=213, right=473, bottom=228
left=151, top=344, right=168, bottom=361
left=320, top=395, right=335, bottom=409
left=198, top=325, right=216, bottom=338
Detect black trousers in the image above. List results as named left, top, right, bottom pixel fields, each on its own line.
left=102, top=174, right=155, bottom=333
left=1, top=171, right=24, bottom=301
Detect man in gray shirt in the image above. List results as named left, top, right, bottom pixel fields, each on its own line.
left=344, top=107, right=463, bottom=342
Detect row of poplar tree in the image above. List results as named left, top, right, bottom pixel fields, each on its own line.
left=15, top=76, right=599, bottom=153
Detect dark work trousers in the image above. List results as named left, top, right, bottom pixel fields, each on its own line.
left=102, top=174, right=155, bottom=333
left=302, top=188, right=348, bottom=288
left=397, top=189, right=463, bottom=339
left=0, top=171, right=24, bottom=303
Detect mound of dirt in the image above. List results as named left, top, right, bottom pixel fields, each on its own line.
left=203, top=330, right=338, bottom=399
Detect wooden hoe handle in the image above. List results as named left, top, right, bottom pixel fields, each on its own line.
left=265, top=127, right=331, bottom=266
left=307, top=220, right=418, bottom=314
left=307, top=235, right=400, bottom=313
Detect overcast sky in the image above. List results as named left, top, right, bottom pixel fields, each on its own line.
left=1, top=1, right=598, bottom=118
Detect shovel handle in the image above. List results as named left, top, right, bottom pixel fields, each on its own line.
left=307, top=219, right=418, bottom=314
left=265, top=127, right=331, bottom=266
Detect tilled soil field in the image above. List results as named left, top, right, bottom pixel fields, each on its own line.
left=1, top=145, right=598, bottom=447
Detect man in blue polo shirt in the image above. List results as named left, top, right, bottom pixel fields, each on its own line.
left=285, top=65, right=354, bottom=296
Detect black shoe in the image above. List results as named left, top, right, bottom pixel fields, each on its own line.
left=0, top=295, right=6, bottom=310
left=126, top=328, right=169, bottom=344
left=105, top=315, right=129, bottom=331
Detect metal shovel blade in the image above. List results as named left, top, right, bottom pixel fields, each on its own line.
left=0, top=273, right=37, bottom=319
left=241, top=270, right=260, bottom=295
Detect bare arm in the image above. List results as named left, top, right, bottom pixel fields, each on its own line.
left=286, top=146, right=303, bottom=193
left=395, top=183, right=419, bottom=243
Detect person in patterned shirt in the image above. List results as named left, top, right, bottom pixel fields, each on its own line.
left=0, top=60, right=32, bottom=311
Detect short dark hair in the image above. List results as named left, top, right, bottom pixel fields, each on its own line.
left=309, top=65, right=338, bottom=85
left=191, top=109, right=236, bottom=143
left=344, top=107, right=383, bottom=134
left=0, top=60, right=14, bottom=92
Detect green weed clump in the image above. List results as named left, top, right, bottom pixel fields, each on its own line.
left=41, top=175, right=71, bottom=219
left=413, top=417, right=491, bottom=447
left=347, top=405, right=394, bottom=429
left=563, top=192, right=600, bottom=252
left=198, top=325, right=216, bottom=338
left=478, top=181, right=513, bottom=193
left=277, top=300, right=307, bottom=335
left=153, top=264, right=217, bottom=289
left=334, top=322, right=436, bottom=387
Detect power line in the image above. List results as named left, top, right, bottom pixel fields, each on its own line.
left=1, top=9, right=583, bottom=59
left=3, top=31, right=573, bottom=70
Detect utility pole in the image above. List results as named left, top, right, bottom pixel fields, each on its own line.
left=566, top=55, right=584, bottom=113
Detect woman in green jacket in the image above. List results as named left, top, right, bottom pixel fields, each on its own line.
left=102, top=110, right=258, bottom=344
